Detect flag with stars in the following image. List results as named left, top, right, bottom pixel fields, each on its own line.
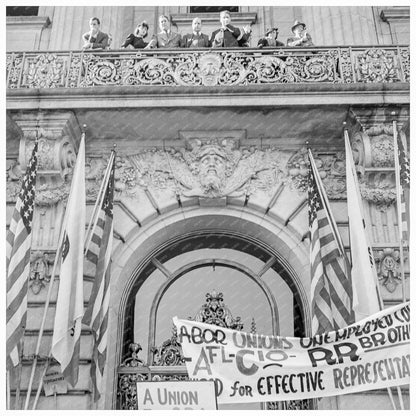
left=396, top=131, right=410, bottom=244
left=6, top=139, right=39, bottom=369
left=51, top=133, right=86, bottom=387
left=82, top=153, right=115, bottom=401
left=308, top=150, right=355, bottom=335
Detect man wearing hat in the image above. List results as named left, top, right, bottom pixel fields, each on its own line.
left=287, top=20, right=314, bottom=47
left=257, top=27, right=285, bottom=48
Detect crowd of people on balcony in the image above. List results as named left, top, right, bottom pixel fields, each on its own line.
left=82, top=11, right=314, bottom=51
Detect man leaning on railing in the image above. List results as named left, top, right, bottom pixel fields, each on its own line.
left=82, top=17, right=109, bottom=50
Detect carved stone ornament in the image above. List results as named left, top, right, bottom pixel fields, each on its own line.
left=106, top=140, right=288, bottom=199
left=374, top=248, right=402, bottom=293
left=359, top=171, right=396, bottom=210
left=7, top=47, right=409, bottom=89
left=355, top=49, right=401, bottom=83
left=287, top=147, right=346, bottom=199
left=29, top=251, right=52, bottom=295
left=82, top=50, right=341, bottom=87
left=22, top=54, right=67, bottom=88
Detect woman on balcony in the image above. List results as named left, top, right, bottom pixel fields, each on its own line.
left=287, top=20, right=314, bottom=47
left=121, top=21, right=149, bottom=49
left=257, top=27, right=285, bottom=48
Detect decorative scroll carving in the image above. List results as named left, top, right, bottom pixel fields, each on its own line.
left=6, top=47, right=409, bottom=89
left=375, top=248, right=402, bottom=293
left=338, top=48, right=354, bottom=83
left=118, top=373, right=148, bottom=410
left=355, top=49, right=401, bottom=83
left=29, top=251, right=52, bottom=294
left=192, top=290, right=244, bottom=330
left=267, top=399, right=312, bottom=410
left=151, top=326, right=185, bottom=366
left=287, top=148, right=346, bottom=199
left=399, top=47, right=410, bottom=82
left=22, top=54, right=66, bottom=88
left=6, top=53, right=24, bottom=89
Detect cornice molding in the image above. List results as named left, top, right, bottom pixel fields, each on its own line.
left=6, top=15, right=51, bottom=28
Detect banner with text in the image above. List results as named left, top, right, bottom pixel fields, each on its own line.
left=173, top=302, right=410, bottom=403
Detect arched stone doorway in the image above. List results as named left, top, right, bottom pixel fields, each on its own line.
left=104, top=207, right=311, bottom=409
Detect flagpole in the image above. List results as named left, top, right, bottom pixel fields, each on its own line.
left=23, top=227, right=66, bottom=410
left=84, top=149, right=115, bottom=254
left=392, top=119, right=407, bottom=410
left=23, top=132, right=86, bottom=410
left=392, top=120, right=407, bottom=305
left=344, top=127, right=399, bottom=411
left=14, top=344, right=24, bottom=409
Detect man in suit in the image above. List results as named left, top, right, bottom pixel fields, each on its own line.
left=82, top=17, right=109, bottom=50
left=145, top=15, right=181, bottom=49
left=210, top=10, right=251, bottom=48
left=181, top=17, right=210, bottom=48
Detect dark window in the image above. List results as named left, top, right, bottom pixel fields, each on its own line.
left=189, top=6, right=239, bottom=13
left=6, top=6, right=39, bottom=16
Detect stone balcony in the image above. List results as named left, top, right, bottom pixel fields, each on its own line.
left=6, top=45, right=409, bottom=90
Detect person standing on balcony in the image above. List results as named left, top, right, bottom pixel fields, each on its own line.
left=257, top=27, right=285, bottom=48
left=181, top=17, right=210, bottom=48
left=121, top=21, right=149, bottom=49
left=82, top=17, right=109, bottom=50
left=145, top=15, right=181, bottom=49
left=286, top=20, right=314, bottom=47
left=210, top=10, right=252, bottom=48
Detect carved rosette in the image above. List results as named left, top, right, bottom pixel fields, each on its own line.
left=374, top=248, right=403, bottom=293
left=29, top=251, right=53, bottom=294
left=355, top=49, right=401, bottom=83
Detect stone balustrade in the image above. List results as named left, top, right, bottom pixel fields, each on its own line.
left=6, top=46, right=409, bottom=89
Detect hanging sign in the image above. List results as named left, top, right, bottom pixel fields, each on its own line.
left=136, top=380, right=217, bottom=410
left=43, top=366, right=68, bottom=396
left=173, top=302, right=410, bottom=403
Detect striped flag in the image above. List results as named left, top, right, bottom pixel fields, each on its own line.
left=82, top=154, right=115, bottom=401
left=395, top=128, right=410, bottom=244
left=51, top=133, right=86, bottom=387
left=345, top=131, right=382, bottom=321
left=6, top=140, right=38, bottom=369
left=308, top=150, right=355, bottom=335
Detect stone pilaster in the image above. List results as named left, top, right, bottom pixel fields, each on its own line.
left=7, top=111, right=82, bottom=249
left=347, top=106, right=410, bottom=301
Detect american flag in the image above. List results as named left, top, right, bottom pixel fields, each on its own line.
left=396, top=132, right=410, bottom=244
left=82, top=154, right=115, bottom=401
left=6, top=140, right=38, bottom=369
left=308, top=151, right=355, bottom=335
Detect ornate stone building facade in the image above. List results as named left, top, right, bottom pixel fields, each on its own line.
left=6, top=5, right=410, bottom=410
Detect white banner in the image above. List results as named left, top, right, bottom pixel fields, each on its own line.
left=173, top=302, right=410, bottom=403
